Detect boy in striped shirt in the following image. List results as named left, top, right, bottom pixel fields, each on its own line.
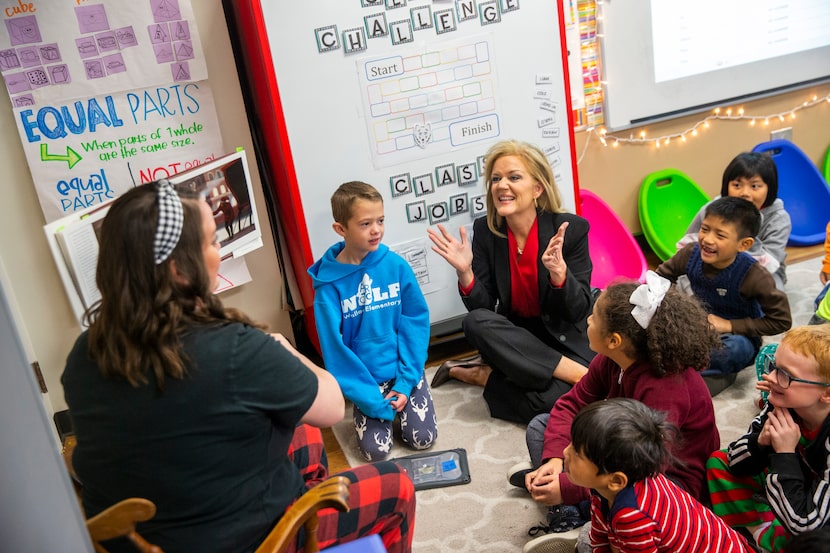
left=563, top=398, right=751, bottom=553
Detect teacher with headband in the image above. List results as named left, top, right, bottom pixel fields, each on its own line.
left=62, top=181, right=416, bottom=553
left=512, top=272, right=721, bottom=545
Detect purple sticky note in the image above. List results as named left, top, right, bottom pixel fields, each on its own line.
left=12, top=93, right=35, bottom=107
left=148, top=22, right=170, bottom=44
left=17, top=46, right=39, bottom=68
left=75, top=5, right=110, bottom=33
left=25, top=67, right=49, bottom=89
left=76, top=37, right=99, bottom=59
left=103, top=53, right=126, bottom=75
left=95, top=31, right=119, bottom=53
left=174, top=40, right=194, bottom=61
left=115, top=26, right=138, bottom=48
left=48, top=64, right=71, bottom=84
left=5, top=16, right=42, bottom=46
left=152, top=0, right=182, bottom=23
left=38, top=43, right=61, bottom=63
left=84, top=59, right=105, bottom=79
left=170, top=20, right=190, bottom=41
left=0, top=48, right=21, bottom=70
left=5, top=71, right=31, bottom=94
left=153, top=42, right=174, bottom=64
left=171, top=61, right=190, bottom=81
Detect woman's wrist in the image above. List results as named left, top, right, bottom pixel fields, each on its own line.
left=457, top=268, right=474, bottom=288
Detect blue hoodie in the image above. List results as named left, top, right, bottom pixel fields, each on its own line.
left=308, top=242, right=430, bottom=421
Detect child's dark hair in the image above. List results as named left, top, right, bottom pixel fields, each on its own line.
left=721, top=152, right=778, bottom=208
left=596, top=280, right=720, bottom=376
left=704, top=196, right=761, bottom=239
left=330, top=181, right=383, bottom=225
left=571, top=398, right=679, bottom=483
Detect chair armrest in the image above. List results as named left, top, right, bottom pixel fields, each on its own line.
left=255, top=476, right=351, bottom=553
left=86, top=498, right=162, bottom=553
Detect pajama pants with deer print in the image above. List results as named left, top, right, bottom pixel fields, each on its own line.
left=353, top=373, right=437, bottom=461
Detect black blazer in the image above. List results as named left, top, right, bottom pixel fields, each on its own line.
left=462, top=211, right=594, bottom=363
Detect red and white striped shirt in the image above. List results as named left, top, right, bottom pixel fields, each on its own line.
left=590, top=474, right=753, bottom=553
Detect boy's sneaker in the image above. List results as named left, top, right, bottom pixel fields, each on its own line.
left=522, top=531, right=578, bottom=553
left=508, top=461, right=534, bottom=488
left=523, top=503, right=589, bottom=553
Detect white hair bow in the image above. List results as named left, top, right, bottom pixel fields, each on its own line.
left=629, top=271, right=671, bottom=329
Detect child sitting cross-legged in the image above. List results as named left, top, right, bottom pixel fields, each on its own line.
left=656, top=196, right=792, bottom=395
left=708, top=325, right=830, bottom=553
left=564, top=398, right=753, bottom=553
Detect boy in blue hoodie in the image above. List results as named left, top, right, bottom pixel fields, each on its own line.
left=308, top=181, right=437, bottom=461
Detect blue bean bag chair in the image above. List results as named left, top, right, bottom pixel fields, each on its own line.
left=752, top=139, right=830, bottom=246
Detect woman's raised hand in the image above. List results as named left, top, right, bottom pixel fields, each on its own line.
left=428, top=224, right=474, bottom=286
left=542, top=222, right=569, bottom=286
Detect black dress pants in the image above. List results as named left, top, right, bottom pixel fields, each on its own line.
left=461, top=308, right=591, bottom=424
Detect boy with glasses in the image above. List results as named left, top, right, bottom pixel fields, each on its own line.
left=707, top=325, right=830, bottom=553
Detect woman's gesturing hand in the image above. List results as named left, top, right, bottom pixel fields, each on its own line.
left=428, top=224, right=474, bottom=287
left=542, top=222, right=569, bottom=286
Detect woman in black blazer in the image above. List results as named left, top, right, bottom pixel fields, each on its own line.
left=427, top=140, right=595, bottom=424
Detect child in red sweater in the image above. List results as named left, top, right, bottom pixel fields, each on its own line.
left=512, top=272, right=722, bottom=551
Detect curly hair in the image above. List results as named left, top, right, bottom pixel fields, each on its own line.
left=86, top=183, right=263, bottom=390
left=482, top=140, right=565, bottom=237
left=595, top=279, right=721, bottom=376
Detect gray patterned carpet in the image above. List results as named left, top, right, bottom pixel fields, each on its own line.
left=331, top=255, right=824, bottom=552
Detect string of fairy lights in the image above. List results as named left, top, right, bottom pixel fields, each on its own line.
left=594, top=93, right=830, bottom=150
left=574, top=0, right=830, bottom=162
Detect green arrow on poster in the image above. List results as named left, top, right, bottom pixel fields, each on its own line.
left=40, top=144, right=82, bottom=169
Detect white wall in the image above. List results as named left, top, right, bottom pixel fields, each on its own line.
left=0, top=0, right=294, bottom=416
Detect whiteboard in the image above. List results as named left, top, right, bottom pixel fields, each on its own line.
left=601, top=0, right=830, bottom=130
left=228, top=0, right=578, bottom=333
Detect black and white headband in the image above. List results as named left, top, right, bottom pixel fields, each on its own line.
left=153, top=179, right=184, bottom=265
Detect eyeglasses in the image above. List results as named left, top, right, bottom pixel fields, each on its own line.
left=763, top=353, right=830, bottom=389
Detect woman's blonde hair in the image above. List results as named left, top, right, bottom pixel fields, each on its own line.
left=482, top=140, right=565, bottom=236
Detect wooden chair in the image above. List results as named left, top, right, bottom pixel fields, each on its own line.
left=255, top=476, right=351, bottom=553
left=86, top=498, right=161, bottom=553
left=83, top=476, right=351, bottom=553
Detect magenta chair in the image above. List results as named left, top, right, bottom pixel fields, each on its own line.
left=580, top=189, right=648, bottom=289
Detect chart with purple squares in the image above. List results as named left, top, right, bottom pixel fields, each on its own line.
left=0, top=0, right=206, bottom=108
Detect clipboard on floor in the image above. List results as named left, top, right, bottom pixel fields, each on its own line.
left=390, top=448, right=471, bottom=491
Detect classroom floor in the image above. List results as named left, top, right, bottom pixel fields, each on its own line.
left=322, top=243, right=826, bottom=474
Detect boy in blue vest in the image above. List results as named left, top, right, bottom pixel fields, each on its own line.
left=656, top=196, right=792, bottom=395
left=308, top=181, right=437, bottom=461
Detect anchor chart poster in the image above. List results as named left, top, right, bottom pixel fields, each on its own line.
left=0, top=0, right=224, bottom=223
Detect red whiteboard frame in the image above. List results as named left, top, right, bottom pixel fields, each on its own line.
left=223, top=1, right=581, bottom=351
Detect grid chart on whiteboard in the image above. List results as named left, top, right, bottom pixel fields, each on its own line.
left=359, top=37, right=501, bottom=168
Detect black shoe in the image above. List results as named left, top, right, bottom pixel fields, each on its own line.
left=507, top=461, right=534, bottom=489
left=528, top=504, right=589, bottom=537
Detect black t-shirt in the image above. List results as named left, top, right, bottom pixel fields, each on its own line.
left=62, top=322, right=318, bottom=553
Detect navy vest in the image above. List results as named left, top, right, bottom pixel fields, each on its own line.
left=685, top=244, right=763, bottom=320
